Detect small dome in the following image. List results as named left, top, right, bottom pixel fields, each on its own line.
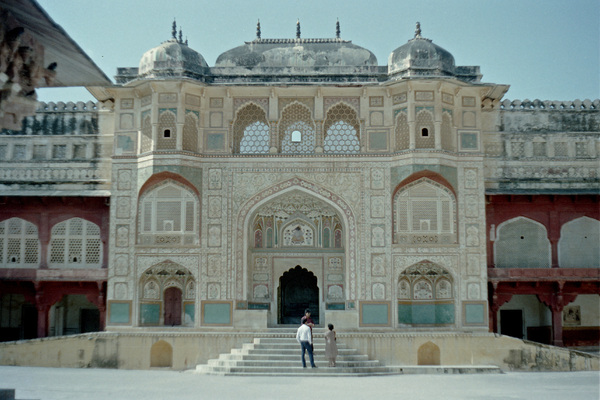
left=138, top=39, right=208, bottom=78
left=215, top=39, right=377, bottom=69
left=388, top=23, right=456, bottom=78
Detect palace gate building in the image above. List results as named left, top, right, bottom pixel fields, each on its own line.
left=1, top=17, right=598, bottom=350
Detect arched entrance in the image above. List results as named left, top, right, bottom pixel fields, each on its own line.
left=163, top=287, right=182, bottom=326
left=278, top=266, right=319, bottom=325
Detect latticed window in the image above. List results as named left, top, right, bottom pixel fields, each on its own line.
left=182, top=112, right=199, bottom=152
left=141, top=113, right=152, bottom=153
left=323, top=103, right=360, bottom=154
left=441, top=112, right=454, bottom=151
left=138, top=180, right=199, bottom=245
left=157, top=110, right=176, bottom=150
left=280, top=103, right=315, bottom=154
left=0, top=218, right=40, bottom=267
left=233, top=104, right=270, bottom=154
left=415, top=109, right=435, bottom=149
left=395, top=110, right=409, bottom=151
left=533, top=142, right=547, bottom=157
left=49, top=218, right=102, bottom=268
left=394, top=179, right=456, bottom=244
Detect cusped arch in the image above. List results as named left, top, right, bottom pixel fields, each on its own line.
left=397, top=260, right=455, bottom=326
left=280, top=102, right=315, bottom=154
left=0, top=217, right=40, bottom=266
left=157, top=110, right=177, bottom=150
left=137, top=174, right=200, bottom=246
left=236, top=177, right=357, bottom=299
left=495, top=217, right=551, bottom=268
left=393, top=173, right=457, bottom=245
left=49, top=217, right=102, bottom=268
left=323, top=102, right=360, bottom=154
left=558, top=216, right=600, bottom=268
left=233, top=102, right=270, bottom=154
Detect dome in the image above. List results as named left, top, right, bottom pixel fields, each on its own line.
left=388, top=23, right=456, bottom=78
left=138, top=38, right=208, bottom=78
left=215, top=39, right=377, bottom=69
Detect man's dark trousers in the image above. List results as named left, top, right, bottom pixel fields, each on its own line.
left=300, top=340, right=315, bottom=367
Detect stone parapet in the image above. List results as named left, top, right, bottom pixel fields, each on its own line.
left=0, top=331, right=597, bottom=372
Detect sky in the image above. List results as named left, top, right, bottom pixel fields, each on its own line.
left=35, top=0, right=599, bottom=103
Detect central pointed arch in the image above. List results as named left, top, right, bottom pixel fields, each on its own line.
left=235, top=177, right=357, bottom=301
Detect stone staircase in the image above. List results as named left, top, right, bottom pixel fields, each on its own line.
left=196, top=334, right=396, bottom=376
left=195, top=331, right=503, bottom=376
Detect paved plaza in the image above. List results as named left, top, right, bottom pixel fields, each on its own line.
left=0, top=366, right=598, bottom=400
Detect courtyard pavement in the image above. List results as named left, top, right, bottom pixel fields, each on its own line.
left=0, top=366, right=598, bottom=400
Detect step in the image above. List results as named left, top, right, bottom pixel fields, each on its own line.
left=217, top=353, right=369, bottom=362
left=207, top=359, right=384, bottom=368
left=198, top=365, right=395, bottom=375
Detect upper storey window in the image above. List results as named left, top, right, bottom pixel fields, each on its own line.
left=138, top=180, right=199, bottom=246
left=0, top=218, right=39, bottom=267
left=324, top=103, right=360, bottom=154
left=233, top=104, right=270, bottom=154
left=393, top=179, right=456, bottom=245
left=280, top=103, right=315, bottom=154
left=49, top=218, right=101, bottom=268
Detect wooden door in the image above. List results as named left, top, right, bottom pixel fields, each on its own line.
left=164, top=287, right=182, bottom=326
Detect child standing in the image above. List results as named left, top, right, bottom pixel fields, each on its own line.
left=324, top=323, right=338, bottom=367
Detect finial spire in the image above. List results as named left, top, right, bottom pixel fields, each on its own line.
left=415, top=21, right=422, bottom=38
left=336, top=18, right=340, bottom=39
left=296, top=19, right=301, bottom=39
left=172, top=19, right=177, bottom=39
left=257, top=19, right=261, bottom=40
left=178, top=28, right=183, bottom=43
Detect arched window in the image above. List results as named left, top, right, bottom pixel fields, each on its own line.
left=397, top=261, right=454, bottom=325
left=323, top=103, right=360, bottom=154
left=415, top=109, right=435, bottom=149
left=559, top=217, right=599, bottom=268
left=157, top=110, right=176, bottom=150
left=0, top=218, right=39, bottom=267
left=140, top=112, right=152, bottom=153
left=280, top=103, right=315, bottom=154
left=182, top=111, right=199, bottom=152
left=49, top=218, right=101, bottom=268
left=495, top=217, right=551, bottom=268
left=395, top=110, right=409, bottom=151
left=393, top=178, right=456, bottom=244
left=138, top=180, right=199, bottom=245
left=233, top=104, right=270, bottom=154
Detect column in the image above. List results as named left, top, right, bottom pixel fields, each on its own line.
left=39, top=212, right=49, bottom=269
left=36, top=304, right=50, bottom=338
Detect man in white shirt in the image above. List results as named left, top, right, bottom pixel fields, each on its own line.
left=296, top=320, right=317, bottom=368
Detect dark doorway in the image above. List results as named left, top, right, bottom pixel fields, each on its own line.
left=500, top=309, right=523, bottom=339
left=164, top=287, right=182, bottom=326
left=22, top=305, right=38, bottom=339
left=80, top=308, right=100, bottom=333
left=278, top=266, right=319, bottom=325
